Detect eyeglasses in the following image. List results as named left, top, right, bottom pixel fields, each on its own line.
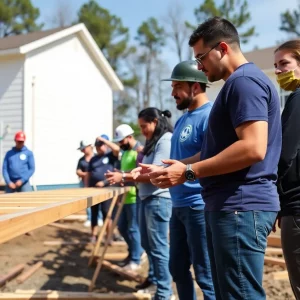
left=195, top=42, right=221, bottom=67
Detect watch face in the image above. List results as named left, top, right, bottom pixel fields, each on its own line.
left=185, top=170, right=196, bottom=181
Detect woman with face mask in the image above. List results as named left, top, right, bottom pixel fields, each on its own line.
left=274, top=40, right=300, bottom=299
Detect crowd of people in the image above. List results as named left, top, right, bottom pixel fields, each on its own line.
left=2, top=16, right=300, bottom=300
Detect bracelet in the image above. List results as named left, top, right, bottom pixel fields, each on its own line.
left=121, top=171, right=126, bottom=183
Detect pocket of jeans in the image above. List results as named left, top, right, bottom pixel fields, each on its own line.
left=253, top=211, right=277, bottom=251
left=156, top=198, right=172, bottom=222
left=292, top=216, right=300, bottom=229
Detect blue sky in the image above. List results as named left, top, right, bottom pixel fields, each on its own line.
left=32, top=0, right=299, bottom=54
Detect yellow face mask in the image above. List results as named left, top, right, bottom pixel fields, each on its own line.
left=276, top=69, right=300, bottom=91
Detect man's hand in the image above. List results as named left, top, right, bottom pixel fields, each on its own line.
left=105, top=170, right=122, bottom=185
left=95, top=181, right=104, bottom=188
left=149, top=159, right=186, bottom=188
left=272, top=215, right=281, bottom=233
left=15, top=180, right=23, bottom=188
left=8, top=182, right=16, bottom=190
left=131, top=164, right=164, bottom=179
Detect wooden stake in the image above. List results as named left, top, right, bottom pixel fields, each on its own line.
left=0, top=264, right=25, bottom=287
left=89, top=194, right=126, bottom=292
left=16, top=262, right=43, bottom=284
left=88, top=195, right=119, bottom=266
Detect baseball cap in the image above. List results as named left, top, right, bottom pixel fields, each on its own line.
left=77, top=140, right=91, bottom=150
left=95, top=134, right=109, bottom=146
left=15, top=131, right=26, bottom=142
left=113, top=124, right=134, bottom=142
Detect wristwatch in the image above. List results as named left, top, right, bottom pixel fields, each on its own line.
left=185, top=164, right=196, bottom=182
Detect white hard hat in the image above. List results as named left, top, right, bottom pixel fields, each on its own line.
left=113, top=124, right=134, bottom=142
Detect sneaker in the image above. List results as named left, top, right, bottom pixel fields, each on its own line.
left=118, top=254, right=131, bottom=267
left=137, top=284, right=157, bottom=296
left=135, top=277, right=155, bottom=290
left=97, top=218, right=103, bottom=226
left=83, top=220, right=91, bottom=227
left=140, top=251, right=147, bottom=264
left=123, top=261, right=141, bottom=271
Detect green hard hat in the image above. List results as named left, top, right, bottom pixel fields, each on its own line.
left=162, top=60, right=208, bottom=84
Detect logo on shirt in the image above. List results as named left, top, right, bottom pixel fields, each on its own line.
left=20, top=154, right=27, bottom=160
left=102, top=157, right=109, bottom=164
left=180, top=125, right=192, bottom=142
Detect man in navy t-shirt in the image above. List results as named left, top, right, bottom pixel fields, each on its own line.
left=85, top=135, right=119, bottom=243
left=162, top=61, right=215, bottom=300
left=148, top=17, right=282, bottom=299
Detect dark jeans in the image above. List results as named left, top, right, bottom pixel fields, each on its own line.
left=170, top=205, right=215, bottom=300
left=91, top=198, right=112, bottom=227
left=205, top=211, right=277, bottom=300
left=281, top=215, right=300, bottom=300
left=139, top=196, right=173, bottom=300
left=118, top=202, right=142, bottom=264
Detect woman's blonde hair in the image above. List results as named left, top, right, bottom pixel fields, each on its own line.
left=275, top=40, right=300, bottom=63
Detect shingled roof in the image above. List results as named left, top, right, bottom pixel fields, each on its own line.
left=244, top=46, right=277, bottom=70
left=0, top=27, right=67, bottom=51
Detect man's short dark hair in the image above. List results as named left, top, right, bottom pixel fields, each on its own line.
left=187, top=81, right=207, bottom=93
left=189, top=17, right=240, bottom=49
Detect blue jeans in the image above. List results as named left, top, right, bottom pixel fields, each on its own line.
left=5, top=181, right=32, bottom=193
left=118, top=202, right=142, bottom=264
left=170, top=205, right=215, bottom=300
left=205, top=211, right=277, bottom=300
left=139, top=196, right=172, bottom=300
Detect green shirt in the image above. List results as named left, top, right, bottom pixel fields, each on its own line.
left=121, top=149, right=138, bottom=204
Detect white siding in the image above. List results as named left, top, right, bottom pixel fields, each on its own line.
left=0, top=56, right=24, bottom=182
left=25, top=34, right=113, bottom=186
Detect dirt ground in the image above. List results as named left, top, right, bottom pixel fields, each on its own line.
left=0, top=220, right=295, bottom=300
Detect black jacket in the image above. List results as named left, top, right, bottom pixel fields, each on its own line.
left=277, top=88, right=300, bottom=216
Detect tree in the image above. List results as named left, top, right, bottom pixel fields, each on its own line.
left=0, top=0, right=43, bottom=38
left=279, top=0, right=300, bottom=36
left=77, top=0, right=130, bottom=71
left=135, top=17, right=165, bottom=108
left=187, top=0, right=256, bottom=44
left=162, top=1, right=191, bottom=61
left=48, top=0, right=74, bottom=28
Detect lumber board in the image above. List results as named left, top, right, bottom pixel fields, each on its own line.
left=102, top=260, right=145, bottom=283
left=102, top=252, right=128, bottom=261
left=265, top=247, right=283, bottom=255
left=267, top=235, right=282, bottom=248
left=264, top=256, right=286, bottom=267
left=272, top=270, right=289, bottom=280
left=47, top=223, right=89, bottom=234
left=0, top=264, right=25, bottom=287
left=16, top=262, right=43, bottom=284
left=0, top=187, right=129, bottom=244
left=0, top=290, right=151, bottom=299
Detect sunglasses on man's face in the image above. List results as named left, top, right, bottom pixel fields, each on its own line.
left=195, top=42, right=221, bottom=67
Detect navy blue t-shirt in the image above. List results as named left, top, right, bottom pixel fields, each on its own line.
left=170, top=102, right=212, bottom=207
left=88, top=151, right=119, bottom=186
left=77, top=156, right=91, bottom=172
left=200, top=63, right=282, bottom=211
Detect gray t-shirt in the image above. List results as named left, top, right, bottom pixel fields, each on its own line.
left=138, top=132, right=172, bottom=200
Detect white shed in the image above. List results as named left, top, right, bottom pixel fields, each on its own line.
left=206, top=46, right=288, bottom=109
left=0, top=24, right=123, bottom=189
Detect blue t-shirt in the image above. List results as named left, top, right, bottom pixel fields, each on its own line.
left=170, top=103, right=212, bottom=207
left=200, top=63, right=282, bottom=211
left=88, top=151, right=118, bottom=186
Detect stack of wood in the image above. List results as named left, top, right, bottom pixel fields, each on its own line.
left=265, top=234, right=288, bottom=280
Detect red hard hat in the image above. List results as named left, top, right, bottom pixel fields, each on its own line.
left=15, top=131, right=26, bottom=141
